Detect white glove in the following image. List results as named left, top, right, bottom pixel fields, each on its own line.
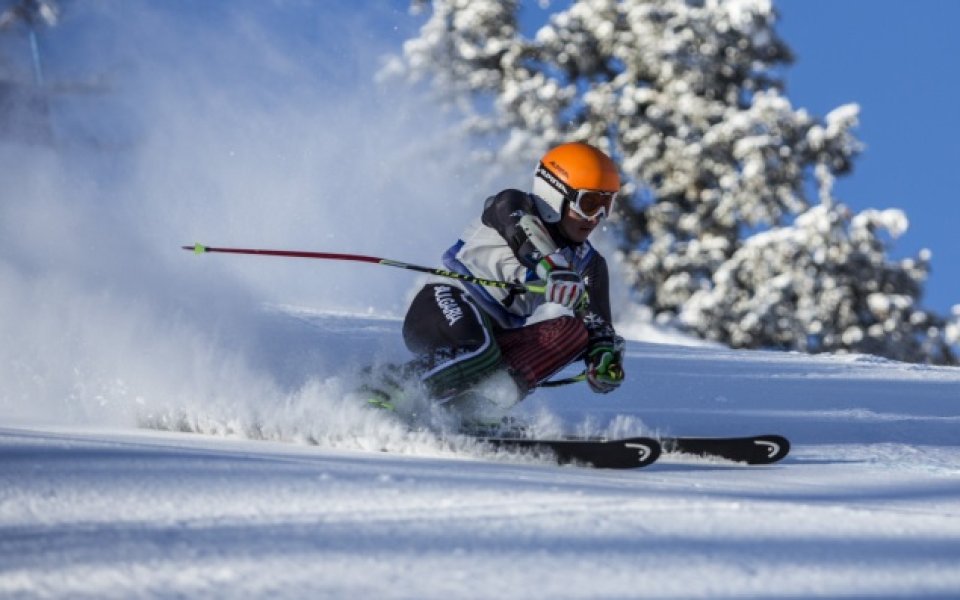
left=537, top=252, right=585, bottom=310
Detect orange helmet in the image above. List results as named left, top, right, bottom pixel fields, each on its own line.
left=532, top=142, right=620, bottom=223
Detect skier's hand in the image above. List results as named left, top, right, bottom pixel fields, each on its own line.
left=586, top=337, right=625, bottom=394
left=537, top=253, right=585, bottom=310
left=544, top=270, right=585, bottom=309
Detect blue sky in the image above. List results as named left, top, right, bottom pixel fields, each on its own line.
left=776, top=0, right=959, bottom=314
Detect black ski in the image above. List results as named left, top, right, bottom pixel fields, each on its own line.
left=479, top=435, right=662, bottom=469
left=661, top=434, right=790, bottom=465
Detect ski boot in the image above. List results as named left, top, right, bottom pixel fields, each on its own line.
left=356, top=360, right=429, bottom=414
left=442, top=369, right=531, bottom=437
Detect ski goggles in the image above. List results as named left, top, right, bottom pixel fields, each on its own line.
left=536, top=162, right=617, bottom=220
left=568, top=189, right=617, bottom=220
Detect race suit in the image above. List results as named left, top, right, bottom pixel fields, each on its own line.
left=402, top=189, right=619, bottom=401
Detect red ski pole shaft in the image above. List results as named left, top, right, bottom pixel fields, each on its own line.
left=182, top=243, right=544, bottom=294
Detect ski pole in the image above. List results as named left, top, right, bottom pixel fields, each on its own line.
left=539, top=373, right=586, bottom=388
left=182, top=243, right=545, bottom=294
left=540, top=364, right=624, bottom=388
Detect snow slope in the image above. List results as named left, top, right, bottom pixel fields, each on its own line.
left=3, top=309, right=960, bottom=599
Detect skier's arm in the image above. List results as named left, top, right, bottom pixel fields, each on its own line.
left=481, top=190, right=586, bottom=308
left=580, top=253, right=614, bottom=343
left=580, top=254, right=625, bottom=393
left=481, top=189, right=558, bottom=270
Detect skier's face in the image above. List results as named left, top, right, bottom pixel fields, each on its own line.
left=560, top=205, right=599, bottom=243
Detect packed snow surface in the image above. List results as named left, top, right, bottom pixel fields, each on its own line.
left=2, top=309, right=960, bottom=599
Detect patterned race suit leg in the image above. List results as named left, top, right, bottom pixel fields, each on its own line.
left=402, top=283, right=504, bottom=400
left=495, top=315, right=588, bottom=390
left=402, top=283, right=589, bottom=403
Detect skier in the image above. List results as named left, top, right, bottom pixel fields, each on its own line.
left=371, top=142, right=626, bottom=423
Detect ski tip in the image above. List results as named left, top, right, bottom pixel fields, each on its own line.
left=757, top=434, right=791, bottom=463
left=661, top=434, right=791, bottom=465
left=182, top=243, right=208, bottom=254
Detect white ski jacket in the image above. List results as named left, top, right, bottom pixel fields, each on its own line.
left=442, top=189, right=617, bottom=349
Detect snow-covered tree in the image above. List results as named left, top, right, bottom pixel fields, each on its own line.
left=681, top=167, right=956, bottom=364
left=386, top=0, right=957, bottom=364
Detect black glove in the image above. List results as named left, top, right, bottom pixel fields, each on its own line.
left=585, top=336, right=625, bottom=394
